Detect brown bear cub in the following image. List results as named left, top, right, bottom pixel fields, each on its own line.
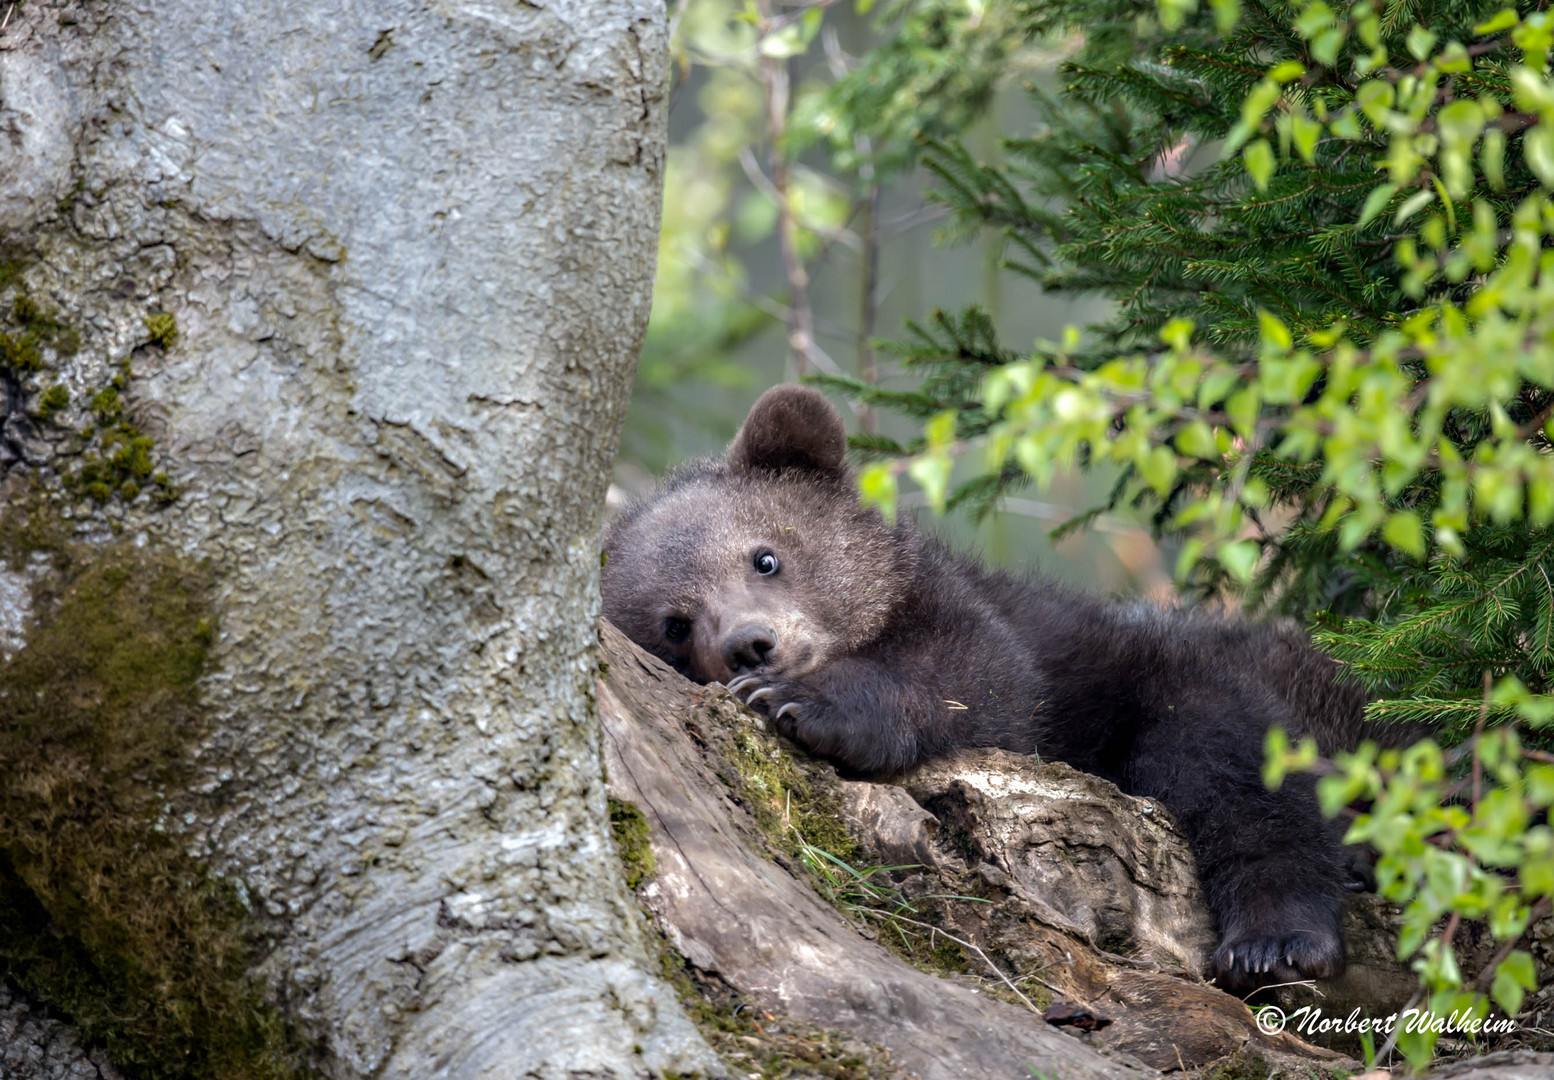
left=604, top=384, right=1378, bottom=993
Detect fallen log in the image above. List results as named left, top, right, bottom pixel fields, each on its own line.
left=597, top=620, right=1350, bottom=1077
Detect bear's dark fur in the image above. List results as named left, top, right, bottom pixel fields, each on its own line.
left=603, top=384, right=1388, bottom=993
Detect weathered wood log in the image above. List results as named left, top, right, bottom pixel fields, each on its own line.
left=871, top=751, right=1343, bottom=1071
left=601, top=623, right=1145, bottom=1079
left=598, top=620, right=1355, bottom=1078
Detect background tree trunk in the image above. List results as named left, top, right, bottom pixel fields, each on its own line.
left=0, top=1, right=719, bottom=1076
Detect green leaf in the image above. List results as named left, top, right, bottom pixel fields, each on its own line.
left=858, top=463, right=898, bottom=526
left=1210, top=0, right=1241, bottom=33
left=1356, top=80, right=1395, bottom=126
left=1263, top=725, right=1291, bottom=790
left=1142, top=446, right=1177, bottom=495
left=1160, top=318, right=1194, bottom=351
left=1228, top=81, right=1281, bottom=152
left=1294, top=1, right=1333, bottom=38
left=1226, top=387, right=1260, bottom=438
left=1395, top=188, right=1435, bottom=223
left=800, top=5, right=824, bottom=42
left=1475, top=9, right=1519, bottom=34
left=1436, top=41, right=1472, bottom=73
left=1483, top=128, right=1507, bottom=190
left=1291, top=112, right=1322, bottom=164
left=1526, top=856, right=1554, bottom=897
left=1406, top=25, right=1438, bottom=60
left=908, top=453, right=952, bottom=513
left=1359, top=183, right=1398, bottom=225
left=1437, top=100, right=1485, bottom=148
left=1175, top=421, right=1219, bottom=460
left=1492, top=970, right=1525, bottom=1017
left=982, top=370, right=1013, bottom=415
left=1244, top=138, right=1275, bottom=190
left=925, top=409, right=957, bottom=448
left=1311, top=27, right=1345, bottom=66
left=1383, top=511, right=1425, bottom=557
left=758, top=24, right=809, bottom=58
left=1218, top=539, right=1260, bottom=584
left=1499, top=949, right=1537, bottom=990
left=1173, top=538, right=1204, bottom=583
left=1158, top=0, right=1197, bottom=32
left=1198, top=368, right=1239, bottom=408
left=1257, top=310, right=1293, bottom=352
left=1526, top=124, right=1554, bottom=187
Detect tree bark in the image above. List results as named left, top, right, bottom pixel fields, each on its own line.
left=0, top=1, right=718, bottom=1076
left=0, top=984, right=124, bottom=1080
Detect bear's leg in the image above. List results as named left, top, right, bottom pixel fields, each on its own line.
left=1122, top=702, right=1349, bottom=993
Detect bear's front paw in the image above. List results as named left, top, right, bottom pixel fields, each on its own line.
left=725, top=672, right=813, bottom=729
left=1212, top=926, right=1344, bottom=994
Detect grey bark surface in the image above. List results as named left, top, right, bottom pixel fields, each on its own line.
left=0, top=1, right=719, bottom=1077
left=0, top=985, right=124, bottom=1080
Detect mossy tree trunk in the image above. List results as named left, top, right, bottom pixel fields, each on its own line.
left=0, top=1, right=718, bottom=1077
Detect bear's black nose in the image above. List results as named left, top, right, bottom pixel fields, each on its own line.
left=722, top=624, right=776, bottom=673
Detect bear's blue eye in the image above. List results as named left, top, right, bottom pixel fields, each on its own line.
left=753, top=550, right=780, bottom=576
left=664, top=617, right=691, bottom=642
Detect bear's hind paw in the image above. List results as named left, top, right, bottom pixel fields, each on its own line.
left=1212, top=928, right=1343, bottom=994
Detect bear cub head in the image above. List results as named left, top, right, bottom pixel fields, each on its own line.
left=603, top=385, right=915, bottom=685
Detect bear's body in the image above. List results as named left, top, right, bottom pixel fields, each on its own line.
left=603, top=385, right=1379, bottom=992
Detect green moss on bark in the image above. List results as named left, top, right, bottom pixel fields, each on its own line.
left=33, top=383, right=69, bottom=420
left=144, top=312, right=178, bottom=349
left=0, top=259, right=176, bottom=508
left=718, top=714, right=993, bottom=984
left=0, top=293, right=79, bottom=374
left=65, top=366, right=176, bottom=505
left=730, top=725, right=859, bottom=865
left=0, top=257, right=28, bottom=294
left=609, top=797, right=657, bottom=890
left=0, top=510, right=311, bottom=1080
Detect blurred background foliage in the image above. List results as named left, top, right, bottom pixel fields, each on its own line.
left=619, top=0, right=1171, bottom=592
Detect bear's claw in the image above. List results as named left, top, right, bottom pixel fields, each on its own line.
left=725, top=673, right=806, bottom=728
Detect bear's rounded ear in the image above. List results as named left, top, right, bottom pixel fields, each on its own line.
left=728, top=385, right=847, bottom=477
